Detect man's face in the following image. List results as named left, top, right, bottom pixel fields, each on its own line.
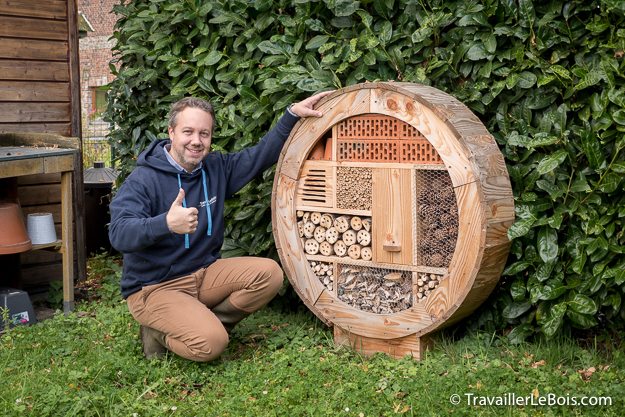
left=168, top=107, right=213, bottom=172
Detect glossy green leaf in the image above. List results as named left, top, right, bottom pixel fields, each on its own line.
left=569, top=294, right=598, bottom=315
left=502, top=260, right=531, bottom=276
left=537, top=150, right=567, bottom=174
left=538, top=226, right=558, bottom=263
left=502, top=300, right=532, bottom=319
left=566, top=311, right=598, bottom=328
left=508, top=323, right=533, bottom=344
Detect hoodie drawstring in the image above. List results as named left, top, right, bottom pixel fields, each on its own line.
left=178, top=172, right=211, bottom=250
left=202, top=170, right=212, bottom=237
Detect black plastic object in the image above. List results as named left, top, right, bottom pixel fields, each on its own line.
left=0, top=287, right=37, bottom=330
left=84, top=162, right=119, bottom=255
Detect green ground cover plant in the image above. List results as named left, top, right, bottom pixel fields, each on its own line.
left=104, top=0, right=625, bottom=342
left=2, top=273, right=624, bottom=416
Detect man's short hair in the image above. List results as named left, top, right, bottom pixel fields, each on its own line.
left=169, top=97, right=216, bottom=132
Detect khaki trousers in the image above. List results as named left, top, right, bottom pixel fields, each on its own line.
left=126, top=257, right=283, bottom=362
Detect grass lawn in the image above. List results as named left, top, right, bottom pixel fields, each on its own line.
left=1, top=258, right=624, bottom=416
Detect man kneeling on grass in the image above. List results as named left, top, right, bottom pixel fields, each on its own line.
left=109, top=91, right=332, bottom=361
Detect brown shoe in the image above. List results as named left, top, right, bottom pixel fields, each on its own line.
left=139, top=325, right=167, bottom=359
left=211, top=298, right=252, bottom=333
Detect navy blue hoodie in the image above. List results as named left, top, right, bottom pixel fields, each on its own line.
left=109, top=111, right=300, bottom=298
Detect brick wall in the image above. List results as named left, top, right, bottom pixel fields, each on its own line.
left=78, top=0, right=118, bottom=117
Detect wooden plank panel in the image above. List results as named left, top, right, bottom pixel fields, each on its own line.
left=471, top=261, right=506, bottom=290
left=387, top=83, right=491, bottom=137
left=334, top=326, right=434, bottom=360
left=0, top=38, right=68, bottom=61
left=280, top=89, right=370, bottom=180
left=0, top=16, right=67, bottom=40
left=485, top=197, right=515, bottom=223
left=295, top=160, right=334, bottom=208
left=20, top=263, right=63, bottom=286
left=17, top=173, right=61, bottom=186
left=481, top=175, right=514, bottom=201
left=0, top=123, right=71, bottom=135
left=21, top=203, right=61, bottom=223
left=44, top=155, right=74, bottom=173
left=370, top=89, right=476, bottom=188
left=485, top=220, right=514, bottom=247
left=0, top=60, right=69, bottom=81
left=0, top=0, right=67, bottom=19
left=0, top=81, right=70, bottom=102
left=0, top=158, right=44, bottom=178
left=480, top=242, right=512, bottom=268
left=272, top=173, right=325, bottom=309
left=21, top=249, right=62, bottom=265
left=18, top=183, right=61, bottom=205
left=372, top=168, right=412, bottom=265
left=0, top=103, right=71, bottom=123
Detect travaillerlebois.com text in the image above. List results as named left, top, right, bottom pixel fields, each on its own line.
left=449, top=393, right=612, bottom=407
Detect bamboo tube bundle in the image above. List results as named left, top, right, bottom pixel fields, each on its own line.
left=336, top=167, right=372, bottom=211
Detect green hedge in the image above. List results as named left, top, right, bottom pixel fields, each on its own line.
left=105, top=0, right=625, bottom=342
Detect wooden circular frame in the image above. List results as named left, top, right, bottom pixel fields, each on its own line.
left=272, top=82, right=514, bottom=345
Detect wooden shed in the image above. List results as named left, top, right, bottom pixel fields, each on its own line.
left=272, top=83, right=514, bottom=359
left=0, top=0, right=86, bottom=307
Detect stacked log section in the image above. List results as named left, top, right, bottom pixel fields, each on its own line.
left=416, top=170, right=459, bottom=268
left=337, top=265, right=412, bottom=314
left=336, top=167, right=372, bottom=211
left=297, top=211, right=372, bottom=259
left=310, top=261, right=334, bottom=291
left=415, top=273, right=444, bottom=303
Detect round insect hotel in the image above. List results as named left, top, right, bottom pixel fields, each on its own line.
left=272, top=82, right=514, bottom=359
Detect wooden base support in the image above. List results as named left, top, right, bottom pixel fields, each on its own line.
left=334, top=325, right=435, bottom=360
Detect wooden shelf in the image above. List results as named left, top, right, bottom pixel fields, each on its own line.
left=303, top=159, right=447, bottom=171
left=305, top=254, right=447, bottom=275
left=30, top=239, right=62, bottom=251
left=295, top=206, right=371, bottom=217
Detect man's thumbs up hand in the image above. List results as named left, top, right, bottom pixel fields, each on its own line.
left=166, top=189, right=199, bottom=234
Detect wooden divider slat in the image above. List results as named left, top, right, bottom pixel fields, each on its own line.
left=0, top=38, right=68, bottom=61
left=0, top=81, right=70, bottom=102
left=0, top=0, right=67, bottom=19
left=0, top=103, right=70, bottom=123
left=0, top=60, right=69, bottom=82
left=0, top=15, right=68, bottom=40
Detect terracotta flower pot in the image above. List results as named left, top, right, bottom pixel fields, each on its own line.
left=0, top=202, right=32, bottom=254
